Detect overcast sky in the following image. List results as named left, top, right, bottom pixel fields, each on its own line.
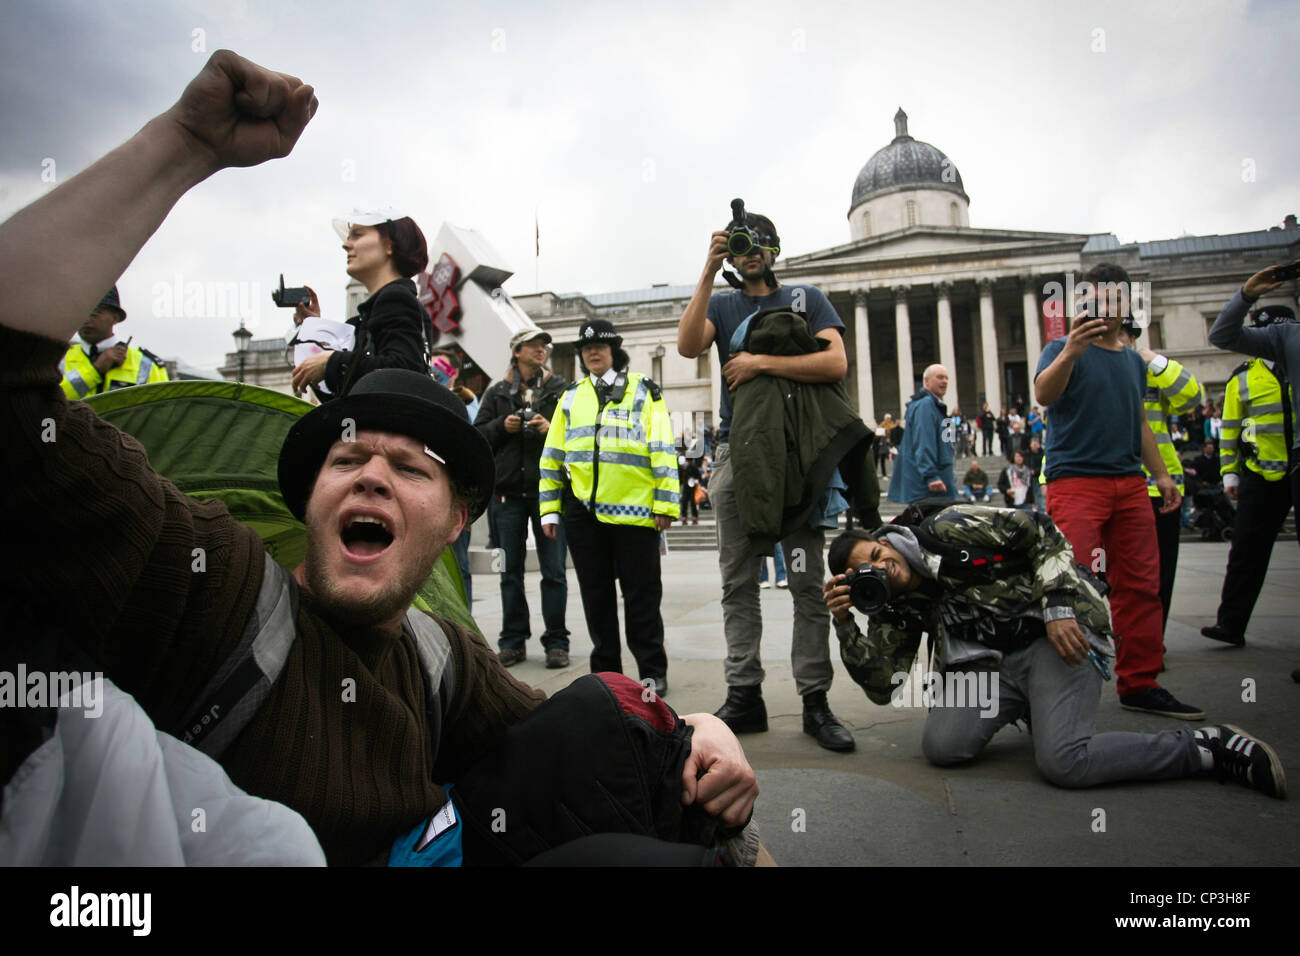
left=1, top=0, right=1295, bottom=370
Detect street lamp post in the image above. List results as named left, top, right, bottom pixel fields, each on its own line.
left=233, top=319, right=253, bottom=383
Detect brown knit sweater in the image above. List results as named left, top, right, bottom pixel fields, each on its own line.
left=0, top=324, right=545, bottom=865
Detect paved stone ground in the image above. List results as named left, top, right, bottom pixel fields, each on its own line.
left=467, top=531, right=1300, bottom=866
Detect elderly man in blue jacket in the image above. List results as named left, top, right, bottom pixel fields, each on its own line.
left=887, top=364, right=956, bottom=503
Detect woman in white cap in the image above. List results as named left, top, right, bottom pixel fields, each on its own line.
left=291, top=208, right=432, bottom=399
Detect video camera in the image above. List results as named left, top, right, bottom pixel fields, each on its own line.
left=725, top=198, right=777, bottom=258
left=271, top=274, right=314, bottom=309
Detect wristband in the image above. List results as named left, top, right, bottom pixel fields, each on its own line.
left=1043, top=605, right=1077, bottom=623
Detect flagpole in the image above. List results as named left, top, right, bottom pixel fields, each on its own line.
left=534, top=207, right=539, bottom=293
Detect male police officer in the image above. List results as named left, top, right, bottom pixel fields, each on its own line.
left=60, top=286, right=169, bottom=398
left=1203, top=304, right=1296, bottom=647
left=1117, top=316, right=1203, bottom=633
left=539, top=319, right=678, bottom=695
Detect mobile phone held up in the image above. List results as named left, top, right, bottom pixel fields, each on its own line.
left=1273, top=263, right=1300, bottom=282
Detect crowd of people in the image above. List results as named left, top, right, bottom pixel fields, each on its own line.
left=7, top=51, right=1295, bottom=869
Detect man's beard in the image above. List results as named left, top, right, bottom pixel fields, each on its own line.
left=302, top=519, right=446, bottom=630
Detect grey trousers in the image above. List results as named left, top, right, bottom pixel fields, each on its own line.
left=711, top=441, right=834, bottom=696
left=921, top=638, right=1202, bottom=787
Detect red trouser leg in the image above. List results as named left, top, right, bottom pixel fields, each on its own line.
left=1046, top=476, right=1163, bottom=697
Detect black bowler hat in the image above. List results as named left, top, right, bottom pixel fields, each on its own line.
left=573, top=319, right=629, bottom=372
left=277, top=368, right=495, bottom=522
left=96, top=286, right=126, bottom=320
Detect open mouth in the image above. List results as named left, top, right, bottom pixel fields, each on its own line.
left=340, top=514, right=394, bottom=557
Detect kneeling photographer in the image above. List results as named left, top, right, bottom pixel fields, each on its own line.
left=822, top=502, right=1285, bottom=797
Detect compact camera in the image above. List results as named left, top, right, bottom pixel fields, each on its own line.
left=843, top=563, right=892, bottom=614
left=271, top=274, right=314, bottom=308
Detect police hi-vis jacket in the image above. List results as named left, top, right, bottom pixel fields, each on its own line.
left=539, top=370, right=680, bottom=527
left=1221, top=358, right=1292, bottom=483
left=1140, top=354, right=1203, bottom=496
left=61, top=338, right=169, bottom=399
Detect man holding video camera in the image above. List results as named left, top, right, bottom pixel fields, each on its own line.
left=475, top=329, right=572, bottom=668
left=676, top=201, right=855, bottom=752
left=821, top=504, right=1285, bottom=798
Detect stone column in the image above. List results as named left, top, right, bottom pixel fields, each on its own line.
left=978, top=278, right=1002, bottom=414
left=894, top=285, right=914, bottom=417
left=1021, top=275, right=1042, bottom=378
left=935, top=282, right=959, bottom=412
left=853, top=290, right=875, bottom=424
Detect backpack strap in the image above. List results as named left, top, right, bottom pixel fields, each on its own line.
left=173, top=559, right=299, bottom=759
left=172, top=558, right=460, bottom=764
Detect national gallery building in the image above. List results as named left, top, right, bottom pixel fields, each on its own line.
left=516, top=110, right=1299, bottom=440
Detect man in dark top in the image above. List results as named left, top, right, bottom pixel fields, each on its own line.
left=475, top=329, right=571, bottom=669
left=1, top=50, right=757, bottom=866
left=1188, top=440, right=1222, bottom=490
left=675, top=204, right=856, bottom=753
left=1034, top=263, right=1201, bottom=721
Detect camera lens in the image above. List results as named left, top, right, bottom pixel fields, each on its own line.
left=848, top=565, right=892, bottom=614
left=727, top=231, right=755, bottom=257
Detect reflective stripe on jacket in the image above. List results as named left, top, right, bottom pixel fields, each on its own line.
left=538, top=372, right=679, bottom=527
left=1221, top=359, right=1291, bottom=481
left=60, top=343, right=169, bottom=399
left=1141, top=357, right=1202, bottom=496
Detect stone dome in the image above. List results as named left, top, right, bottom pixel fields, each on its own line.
left=850, top=109, right=968, bottom=212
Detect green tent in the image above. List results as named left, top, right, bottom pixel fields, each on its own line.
left=86, top=381, right=478, bottom=634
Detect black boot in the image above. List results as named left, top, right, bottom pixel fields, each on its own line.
left=802, top=691, right=855, bottom=752
left=714, top=685, right=768, bottom=734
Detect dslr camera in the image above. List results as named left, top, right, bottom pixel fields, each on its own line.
left=842, top=563, right=892, bottom=614
left=515, top=406, right=537, bottom=431
left=271, top=274, right=314, bottom=308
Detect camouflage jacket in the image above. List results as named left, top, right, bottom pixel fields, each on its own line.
left=835, top=505, right=1115, bottom=705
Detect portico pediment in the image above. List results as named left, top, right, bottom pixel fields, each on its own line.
left=784, top=226, right=1091, bottom=270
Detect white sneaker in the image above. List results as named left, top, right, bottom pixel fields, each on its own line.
left=759, top=580, right=772, bottom=589
left=775, top=578, right=789, bottom=589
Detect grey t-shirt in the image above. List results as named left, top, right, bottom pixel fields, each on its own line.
left=706, top=284, right=843, bottom=440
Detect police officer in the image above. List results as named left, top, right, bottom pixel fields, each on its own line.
left=1118, top=316, right=1203, bottom=633
left=1202, top=305, right=1296, bottom=647
left=539, top=319, right=678, bottom=695
left=61, top=287, right=169, bottom=398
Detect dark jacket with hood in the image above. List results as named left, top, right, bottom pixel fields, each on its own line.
left=475, top=365, right=570, bottom=498
left=728, top=309, right=881, bottom=552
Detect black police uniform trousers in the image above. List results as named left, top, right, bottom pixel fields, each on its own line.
left=561, top=497, right=668, bottom=681
left=1215, top=467, right=1297, bottom=639
left=1150, top=495, right=1181, bottom=634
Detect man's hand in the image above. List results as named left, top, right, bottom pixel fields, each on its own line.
left=292, top=286, right=320, bottom=327
left=527, top=414, right=549, bottom=435
left=92, top=343, right=127, bottom=373
left=823, top=574, right=853, bottom=625
left=164, top=50, right=317, bottom=174
left=1045, top=617, right=1090, bottom=666
left=705, top=230, right=729, bottom=276
left=679, top=713, right=758, bottom=829
left=1243, top=260, right=1298, bottom=300
left=1225, top=484, right=1238, bottom=501
left=541, top=522, right=558, bottom=540
left=654, top=514, right=673, bottom=532
left=503, top=414, right=523, bottom=434
left=722, top=351, right=766, bottom=389
left=927, top=479, right=948, bottom=493
left=1062, top=317, right=1109, bottom=360
left=1155, top=473, right=1182, bottom=513
left=291, top=350, right=331, bottom=395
